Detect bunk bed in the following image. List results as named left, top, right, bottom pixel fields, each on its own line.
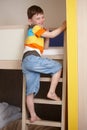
left=0, top=26, right=65, bottom=130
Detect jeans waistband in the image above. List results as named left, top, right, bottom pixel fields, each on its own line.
left=22, top=50, right=40, bottom=61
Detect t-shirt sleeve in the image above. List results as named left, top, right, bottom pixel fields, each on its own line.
left=32, top=25, right=46, bottom=37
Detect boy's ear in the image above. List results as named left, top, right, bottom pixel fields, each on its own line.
left=28, top=19, right=32, bottom=25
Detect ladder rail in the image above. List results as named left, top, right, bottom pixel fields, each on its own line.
left=61, top=31, right=67, bottom=130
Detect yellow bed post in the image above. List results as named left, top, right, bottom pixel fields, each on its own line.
left=66, top=0, right=78, bottom=130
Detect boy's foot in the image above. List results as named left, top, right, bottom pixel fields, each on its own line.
left=47, top=92, right=61, bottom=101
left=30, top=116, right=41, bottom=123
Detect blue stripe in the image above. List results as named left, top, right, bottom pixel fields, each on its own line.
left=27, top=29, right=34, bottom=36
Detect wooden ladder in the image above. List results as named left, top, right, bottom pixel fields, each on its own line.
left=22, top=34, right=66, bottom=130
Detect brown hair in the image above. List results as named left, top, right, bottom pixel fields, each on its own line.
left=27, top=5, right=44, bottom=19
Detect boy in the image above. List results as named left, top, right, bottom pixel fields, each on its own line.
left=22, top=5, right=66, bottom=123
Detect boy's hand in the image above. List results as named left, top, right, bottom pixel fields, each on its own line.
left=62, top=21, right=66, bottom=29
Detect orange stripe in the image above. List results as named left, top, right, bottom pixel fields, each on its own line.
left=35, top=28, right=46, bottom=37
left=25, top=43, right=43, bottom=53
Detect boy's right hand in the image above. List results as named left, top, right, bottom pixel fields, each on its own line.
left=62, top=21, right=66, bottom=29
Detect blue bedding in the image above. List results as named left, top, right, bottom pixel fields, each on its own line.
left=49, top=32, right=64, bottom=47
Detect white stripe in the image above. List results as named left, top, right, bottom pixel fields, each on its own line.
left=23, top=46, right=41, bottom=55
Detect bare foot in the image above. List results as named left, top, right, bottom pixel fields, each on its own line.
left=47, top=92, right=61, bottom=101
left=30, top=115, right=41, bottom=123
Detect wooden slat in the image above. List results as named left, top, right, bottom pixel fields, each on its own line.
left=42, top=54, right=63, bottom=59
left=40, top=77, right=63, bottom=82
left=26, top=119, right=61, bottom=127
left=34, top=98, right=62, bottom=105
left=0, top=60, right=21, bottom=70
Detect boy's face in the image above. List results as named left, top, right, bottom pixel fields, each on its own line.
left=29, top=13, right=45, bottom=27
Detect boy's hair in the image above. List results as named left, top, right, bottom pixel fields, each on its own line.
left=27, top=5, right=44, bottom=19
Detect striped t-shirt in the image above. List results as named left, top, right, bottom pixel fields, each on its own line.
left=24, top=25, right=46, bottom=54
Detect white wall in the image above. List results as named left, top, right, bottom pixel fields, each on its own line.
left=0, top=0, right=66, bottom=28
left=0, top=27, right=25, bottom=60
left=77, top=0, right=87, bottom=130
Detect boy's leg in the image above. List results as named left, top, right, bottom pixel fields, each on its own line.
left=47, top=69, right=62, bottom=101
left=22, top=58, right=41, bottom=122
left=24, top=56, right=62, bottom=101
left=25, top=71, right=40, bottom=122
left=22, top=55, right=62, bottom=101
left=26, top=94, right=40, bottom=122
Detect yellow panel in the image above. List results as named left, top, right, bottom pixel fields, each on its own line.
left=66, top=0, right=78, bottom=130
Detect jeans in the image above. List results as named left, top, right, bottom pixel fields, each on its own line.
left=22, top=55, right=62, bottom=95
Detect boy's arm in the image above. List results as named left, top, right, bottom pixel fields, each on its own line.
left=44, top=38, right=50, bottom=49
left=42, top=21, right=66, bottom=38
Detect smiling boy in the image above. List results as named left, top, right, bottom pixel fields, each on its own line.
left=22, top=5, right=66, bottom=123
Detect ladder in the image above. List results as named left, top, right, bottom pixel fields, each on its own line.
left=22, top=33, right=66, bottom=130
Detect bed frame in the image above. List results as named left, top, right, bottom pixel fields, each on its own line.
left=0, top=26, right=66, bottom=130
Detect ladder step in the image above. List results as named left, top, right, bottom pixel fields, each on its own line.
left=26, top=119, right=61, bottom=127
left=42, top=54, right=64, bottom=60
left=40, top=77, right=62, bottom=82
left=34, top=98, right=62, bottom=105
